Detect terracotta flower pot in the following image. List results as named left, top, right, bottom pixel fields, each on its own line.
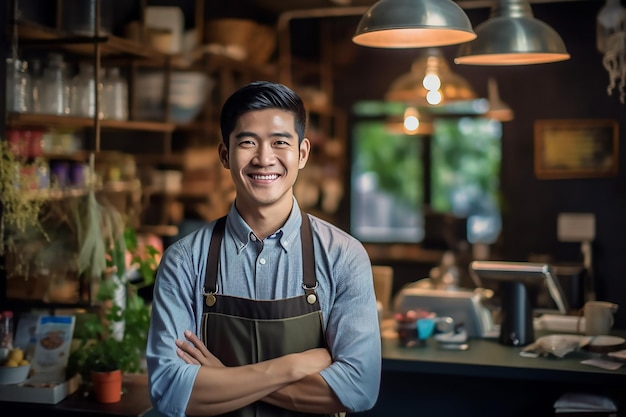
left=91, top=369, right=122, bottom=403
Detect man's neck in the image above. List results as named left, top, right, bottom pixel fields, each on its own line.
left=236, top=199, right=293, bottom=240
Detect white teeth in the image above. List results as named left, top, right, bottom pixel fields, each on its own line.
left=251, top=174, right=279, bottom=180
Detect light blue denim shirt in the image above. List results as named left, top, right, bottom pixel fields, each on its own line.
left=147, top=199, right=381, bottom=416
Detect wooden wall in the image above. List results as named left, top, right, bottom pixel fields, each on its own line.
left=332, top=0, right=626, bottom=327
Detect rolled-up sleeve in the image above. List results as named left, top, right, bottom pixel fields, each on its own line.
left=318, top=237, right=381, bottom=412
left=147, top=236, right=203, bottom=417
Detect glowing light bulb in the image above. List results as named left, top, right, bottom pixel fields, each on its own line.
left=426, top=90, right=442, bottom=105
left=403, top=107, right=420, bottom=134
left=423, top=73, right=441, bottom=91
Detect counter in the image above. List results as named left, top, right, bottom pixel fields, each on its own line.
left=0, top=373, right=152, bottom=417
left=1, top=335, right=624, bottom=417
left=361, top=335, right=626, bottom=417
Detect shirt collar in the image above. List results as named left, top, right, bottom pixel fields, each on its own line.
left=225, top=198, right=303, bottom=253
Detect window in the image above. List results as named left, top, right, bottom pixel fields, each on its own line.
left=351, top=120, right=424, bottom=243
left=350, top=101, right=502, bottom=245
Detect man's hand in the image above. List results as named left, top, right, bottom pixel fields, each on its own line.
left=176, top=330, right=224, bottom=367
left=176, top=330, right=335, bottom=415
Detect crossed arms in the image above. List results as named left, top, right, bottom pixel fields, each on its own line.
left=176, top=330, right=347, bottom=416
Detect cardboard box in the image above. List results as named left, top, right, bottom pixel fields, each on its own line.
left=0, top=373, right=81, bottom=404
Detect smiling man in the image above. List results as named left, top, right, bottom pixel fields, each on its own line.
left=146, top=81, right=381, bottom=417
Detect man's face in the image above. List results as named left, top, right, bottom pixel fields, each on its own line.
left=219, top=109, right=310, bottom=212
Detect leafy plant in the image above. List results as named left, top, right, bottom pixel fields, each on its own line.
left=67, top=229, right=158, bottom=380
left=67, top=274, right=151, bottom=379
left=0, top=140, right=49, bottom=276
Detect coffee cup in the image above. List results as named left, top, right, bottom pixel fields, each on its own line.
left=577, top=301, right=618, bottom=336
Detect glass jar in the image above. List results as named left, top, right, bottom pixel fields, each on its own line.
left=41, top=53, right=71, bottom=115
left=29, top=58, right=44, bottom=113
left=6, top=58, right=31, bottom=113
left=102, top=67, right=128, bottom=120
left=71, top=62, right=102, bottom=118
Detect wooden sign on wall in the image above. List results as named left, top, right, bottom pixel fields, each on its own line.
left=534, top=119, right=619, bottom=179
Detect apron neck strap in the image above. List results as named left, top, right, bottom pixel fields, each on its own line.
left=204, top=211, right=316, bottom=295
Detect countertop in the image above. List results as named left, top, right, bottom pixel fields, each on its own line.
left=381, top=334, right=626, bottom=385
left=0, top=373, right=152, bottom=417
left=2, top=331, right=624, bottom=417
left=364, top=329, right=626, bottom=417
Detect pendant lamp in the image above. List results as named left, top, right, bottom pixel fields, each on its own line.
left=485, top=77, right=514, bottom=121
left=455, top=0, right=570, bottom=65
left=386, top=48, right=476, bottom=107
left=385, top=107, right=434, bottom=135
left=353, top=0, right=476, bottom=48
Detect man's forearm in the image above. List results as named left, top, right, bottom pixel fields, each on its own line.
left=262, top=373, right=347, bottom=414
left=185, top=349, right=331, bottom=416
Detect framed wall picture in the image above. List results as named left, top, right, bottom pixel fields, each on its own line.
left=534, top=119, right=619, bottom=179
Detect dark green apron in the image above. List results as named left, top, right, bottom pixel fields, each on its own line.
left=201, top=213, right=333, bottom=417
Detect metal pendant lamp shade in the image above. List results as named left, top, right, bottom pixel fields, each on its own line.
left=352, top=0, right=477, bottom=48
left=455, top=0, right=570, bottom=65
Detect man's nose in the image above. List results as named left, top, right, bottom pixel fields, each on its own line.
left=253, top=144, right=276, bottom=165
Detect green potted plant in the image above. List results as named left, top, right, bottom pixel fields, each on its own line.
left=67, top=227, right=157, bottom=403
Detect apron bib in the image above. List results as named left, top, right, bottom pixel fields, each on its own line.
left=201, top=213, right=332, bottom=417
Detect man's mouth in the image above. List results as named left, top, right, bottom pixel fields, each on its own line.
left=249, top=174, right=280, bottom=181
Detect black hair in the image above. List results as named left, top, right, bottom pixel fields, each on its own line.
left=220, top=81, right=307, bottom=149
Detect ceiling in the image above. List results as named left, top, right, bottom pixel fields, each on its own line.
left=250, top=0, right=590, bottom=15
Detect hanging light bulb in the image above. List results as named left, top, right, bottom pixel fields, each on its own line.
left=386, top=48, right=476, bottom=107
left=403, top=106, right=420, bottom=134
left=422, top=73, right=441, bottom=91
left=426, top=90, right=442, bottom=105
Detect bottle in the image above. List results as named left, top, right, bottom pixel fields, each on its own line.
left=41, top=53, right=71, bottom=115
left=71, top=62, right=102, bottom=118
left=102, top=67, right=128, bottom=120
left=29, top=58, right=44, bottom=113
left=0, top=310, right=15, bottom=350
left=6, top=58, right=31, bottom=113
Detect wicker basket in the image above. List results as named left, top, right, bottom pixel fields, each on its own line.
left=248, top=24, right=276, bottom=65
left=204, top=18, right=275, bottom=64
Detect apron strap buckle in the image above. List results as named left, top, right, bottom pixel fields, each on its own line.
left=302, top=282, right=318, bottom=304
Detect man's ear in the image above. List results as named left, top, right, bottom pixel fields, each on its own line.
left=218, top=142, right=230, bottom=169
left=298, top=138, right=311, bottom=169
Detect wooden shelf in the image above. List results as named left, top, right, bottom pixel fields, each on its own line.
left=7, top=113, right=176, bottom=133
left=134, top=153, right=185, bottom=166
left=23, top=180, right=140, bottom=201
left=17, top=19, right=277, bottom=77
left=17, top=20, right=166, bottom=61
left=143, top=187, right=211, bottom=200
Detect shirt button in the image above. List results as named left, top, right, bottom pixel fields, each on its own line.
left=259, top=258, right=266, bottom=265
left=251, top=235, right=257, bottom=241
